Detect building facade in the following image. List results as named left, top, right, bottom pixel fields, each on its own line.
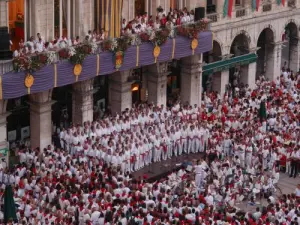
left=0, top=0, right=299, bottom=153
left=122, top=0, right=300, bottom=96
left=0, top=0, right=211, bottom=153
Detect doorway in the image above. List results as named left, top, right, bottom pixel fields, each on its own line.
left=135, top=0, right=145, bottom=16
left=8, top=0, right=25, bottom=50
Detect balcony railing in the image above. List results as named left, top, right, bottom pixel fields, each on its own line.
left=207, top=12, right=218, bottom=23
left=0, top=60, right=13, bottom=75
left=262, top=3, right=272, bottom=12
left=288, top=0, right=296, bottom=7
left=236, top=8, right=246, bottom=17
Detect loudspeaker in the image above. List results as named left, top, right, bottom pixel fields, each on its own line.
left=0, top=50, right=13, bottom=60
left=0, top=27, right=12, bottom=60
left=195, top=7, right=205, bottom=21
left=0, top=27, right=10, bottom=51
left=0, top=27, right=8, bottom=34
left=0, top=34, right=10, bottom=51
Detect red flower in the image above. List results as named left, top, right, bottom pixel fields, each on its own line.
left=140, top=32, right=150, bottom=42
left=59, top=49, right=69, bottom=59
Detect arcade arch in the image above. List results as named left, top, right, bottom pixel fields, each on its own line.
left=256, top=28, right=275, bottom=80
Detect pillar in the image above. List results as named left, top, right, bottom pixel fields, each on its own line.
left=0, top=1, right=8, bottom=27
left=72, top=79, right=94, bottom=125
left=29, top=90, right=54, bottom=149
left=59, top=0, right=63, bottom=38
left=109, top=70, right=132, bottom=115
left=216, top=0, right=224, bottom=17
left=180, top=55, right=202, bottom=106
left=140, top=73, right=148, bottom=102
left=265, top=43, right=282, bottom=81
left=212, top=70, right=229, bottom=97
left=290, top=43, right=299, bottom=73
left=0, top=100, right=9, bottom=144
left=73, top=0, right=76, bottom=38
left=67, top=0, right=71, bottom=39
left=24, top=0, right=28, bottom=41
left=147, top=62, right=169, bottom=107
left=0, top=100, right=9, bottom=167
left=240, top=62, right=257, bottom=90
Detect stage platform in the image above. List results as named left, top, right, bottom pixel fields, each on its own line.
left=132, top=152, right=204, bottom=182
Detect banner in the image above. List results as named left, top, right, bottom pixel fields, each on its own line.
left=223, top=0, right=229, bottom=17
left=256, top=0, right=260, bottom=11
left=228, top=0, right=234, bottom=17
left=252, top=0, right=256, bottom=11
left=21, top=126, right=30, bottom=140
left=224, top=0, right=234, bottom=17
left=7, top=130, right=16, bottom=142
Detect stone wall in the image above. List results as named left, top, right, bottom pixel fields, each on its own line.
left=75, top=0, right=94, bottom=38
left=27, top=0, right=55, bottom=40
left=0, top=1, right=8, bottom=27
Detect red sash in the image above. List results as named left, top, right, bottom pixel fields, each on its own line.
left=130, top=155, right=136, bottom=163
left=163, top=145, right=167, bottom=153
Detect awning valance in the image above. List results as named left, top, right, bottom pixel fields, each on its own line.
left=202, top=53, right=257, bottom=75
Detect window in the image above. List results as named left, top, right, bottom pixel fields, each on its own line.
left=235, top=0, right=241, bottom=6
left=206, top=0, right=216, bottom=13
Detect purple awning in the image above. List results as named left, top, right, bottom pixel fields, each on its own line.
left=1, top=31, right=212, bottom=99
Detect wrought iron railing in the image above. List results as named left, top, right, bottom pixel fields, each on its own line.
left=207, top=13, right=218, bottom=22
left=262, top=3, right=272, bottom=12
left=288, top=0, right=296, bottom=7
left=236, top=8, right=246, bottom=17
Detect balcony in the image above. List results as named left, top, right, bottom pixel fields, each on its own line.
left=262, top=3, right=272, bottom=12
left=207, top=12, right=218, bottom=22
left=0, top=60, right=13, bottom=75
left=288, top=0, right=296, bottom=7
left=236, top=8, right=246, bottom=17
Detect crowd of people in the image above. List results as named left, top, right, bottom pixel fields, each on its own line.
left=121, top=6, right=195, bottom=35
left=0, top=64, right=298, bottom=224
left=12, top=6, right=199, bottom=57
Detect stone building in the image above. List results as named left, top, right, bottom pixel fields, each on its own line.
left=0, top=0, right=210, bottom=152
left=122, top=0, right=300, bottom=95
left=0, top=0, right=299, bottom=152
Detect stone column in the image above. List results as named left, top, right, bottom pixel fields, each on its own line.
left=29, top=90, right=54, bottom=150
left=147, top=62, right=169, bottom=107
left=109, top=70, right=132, bottom=115
left=0, top=100, right=9, bottom=166
left=180, top=55, right=202, bottom=106
left=72, top=79, right=94, bottom=125
left=290, top=43, right=299, bottom=73
left=216, top=0, right=224, bottom=18
left=212, top=70, right=229, bottom=97
left=29, top=0, right=55, bottom=41
left=244, top=0, right=253, bottom=14
left=0, top=1, right=8, bottom=27
left=140, top=73, right=148, bottom=102
left=265, top=43, right=282, bottom=81
left=0, top=100, right=10, bottom=144
left=75, top=0, right=94, bottom=38
left=240, top=62, right=257, bottom=90
left=122, top=0, right=135, bottom=23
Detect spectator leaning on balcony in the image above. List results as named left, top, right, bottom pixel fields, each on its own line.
left=73, top=36, right=80, bottom=45
left=35, top=33, right=45, bottom=45
left=35, top=38, right=44, bottom=53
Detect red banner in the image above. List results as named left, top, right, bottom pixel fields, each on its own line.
left=228, top=0, right=234, bottom=17
left=256, top=0, right=260, bottom=11
left=282, top=0, right=285, bottom=5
